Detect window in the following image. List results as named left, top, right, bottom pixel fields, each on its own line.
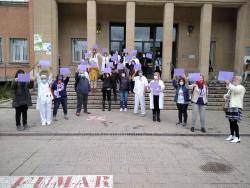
left=0, top=38, right=2, bottom=62
left=110, top=24, right=125, bottom=52
left=10, top=38, right=28, bottom=63
left=72, top=38, right=87, bottom=63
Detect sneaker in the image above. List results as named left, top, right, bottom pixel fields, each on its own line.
left=230, top=137, right=240, bottom=143
left=140, top=114, right=146, bottom=117
left=134, top=112, right=138, bottom=115
left=76, top=112, right=80, bottom=116
left=47, top=121, right=51, bottom=126
left=176, top=122, right=182, bottom=125
left=53, top=116, right=58, bottom=121
left=16, top=126, right=23, bottom=131
left=182, top=122, right=187, bottom=127
left=191, top=127, right=194, bottom=132
left=64, top=115, right=68, bottom=120
left=84, top=111, right=91, bottom=114
left=23, top=124, right=29, bottom=130
left=124, top=108, right=127, bottom=112
left=225, top=135, right=235, bottom=141
left=201, top=128, right=206, bottom=133
left=42, top=122, right=46, bottom=126
left=120, top=108, right=123, bottom=112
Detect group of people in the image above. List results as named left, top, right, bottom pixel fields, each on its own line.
left=11, top=48, right=246, bottom=143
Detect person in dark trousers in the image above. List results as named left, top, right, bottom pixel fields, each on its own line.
left=51, top=75, right=70, bottom=121
left=172, top=77, right=190, bottom=126
left=100, top=73, right=112, bottom=111
left=11, top=69, right=34, bottom=131
left=111, top=68, right=119, bottom=102
left=118, top=71, right=131, bottom=112
left=75, top=71, right=91, bottom=116
left=141, top=53, right=148, bottom=77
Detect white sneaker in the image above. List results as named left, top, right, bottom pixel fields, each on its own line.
left=47, top=121, right=51, bottom=126
left=225, top=135, right=235, bottom=141
left=124, top=108, right=127, bottom=112
left=120, top=108, right=123, bottom=112
left=42, top=122, right=46, bottom=126
left=230, top=137, right=240, bottom=143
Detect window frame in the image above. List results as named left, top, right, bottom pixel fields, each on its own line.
left=109, top=23, right=126, bottom=53
left=71, top=38, right=87, bottom=63
left=0, top=37, right=2, bottom=63
left=9, top=38, right=29, bottom=63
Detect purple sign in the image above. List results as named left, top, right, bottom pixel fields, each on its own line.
left=107, top=62, right=114, bottom=68
left=150, top=81, right=159, bottom=90
left=60, top=68, right=71, bottom=75
left=134, top=64, right=142, bottom=71
left=174, top=68, right=185, bottom=76
left=104, top=67, right=111, bottom=74
left=92, top=44, right=98, bottom=49
left=117, top=63, right=125, bottom=70
left=18, top=74, right=30, bottom=82
left=123, top=48, right=129, bottom=53
left=90, top=61, right=98, bottom=68
left=102, top=48, right=108, bottom=54
left=78, top=64, right=87, bottom=72
left=84, top=52, right=91, bottom=59
left=126, top=55, right=132, bottom=62
left=39, top=60, right=51, bottom=67
left=218, top=71, right=234, bottom=81
left=80, top=59, right=88, bottom=65
left=131, top=50, right=137, bottom=56
left=146, top=53, right=153, bottom=59
left=188, top=73, right=201, bottom=82
left=111, top=55, right=118, bottom=62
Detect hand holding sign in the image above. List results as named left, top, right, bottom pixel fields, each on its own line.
left=188, top=73, right=201, bottom=82
left=18, top=74, right=30, bottom=82
left=146, top=53, right=152, bottom=59
left=78, top=64, right=87, bottom=72
left=104, top=67, right=111, bottom=74
left=117, top=63, right=124, bottom=70
left=150, top=81, right=159, bottom=90
left=39, top=60, right=51, bottom=68
left=60, top=68, right=71, bottom=76
left=218, top=71, right=234, bottom=81
left=174, top=68, right=185, bottom=76
left=134, top=64, right=142, bottom=71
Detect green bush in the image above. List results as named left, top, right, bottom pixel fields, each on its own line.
left=0, top=82, right=11, bottom=101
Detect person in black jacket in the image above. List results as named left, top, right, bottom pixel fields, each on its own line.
left=119, top=71, right=131, bottom=112
left=11, top=69, right=34, bottom=131
left=100, top=73, right=112, bottom=111
left=51, top=75, right=70, bottom=121
left=111, top=68, right=119, bottom=102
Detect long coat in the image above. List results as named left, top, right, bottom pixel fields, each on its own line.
left=149, top=80, right=165, bottom=109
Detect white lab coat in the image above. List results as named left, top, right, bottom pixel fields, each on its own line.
left=101, top=55, right=110, bottom=72
left=133, top=76, right=148, bottom=114
left=149, top=80, right=165, bottom=109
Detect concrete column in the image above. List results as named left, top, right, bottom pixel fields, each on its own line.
left=162, top=3, right=174, bottom=81
left=234, top=4, right=248, bottom=74
left=33, top=0, right=58, bottom=76
left=87, top=0, right=97, bottom=51
left=126, top=1, right=135, bottom=50
left=199, top=4, right=212, bottom=81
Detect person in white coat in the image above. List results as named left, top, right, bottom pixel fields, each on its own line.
left=133, top=70, right=148, bottom=116
left=101, top=51, right=110, bottom=73
left=224, top=76, right=246, bottom=143
left=36, top=66, right=53, bottom=126
left=149, top=72, right=165, bottom=122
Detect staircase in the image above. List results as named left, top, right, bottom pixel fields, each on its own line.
left=29, top=79, right=250, bottom=111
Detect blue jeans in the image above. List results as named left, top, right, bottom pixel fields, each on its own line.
left=120, top=91, right=128, bottom=109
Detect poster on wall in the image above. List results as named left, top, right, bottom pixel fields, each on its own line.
left=34, top=34, right=43, bottom=51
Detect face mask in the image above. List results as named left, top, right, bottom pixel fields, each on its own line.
left=122, top=74, right=125, bottom=77
left=180, top=82, right=184, bottom=86
left=41, top=80, right=47, bottom=84
left=154, top=75, right=158, bottom=80
left=143, top=54, right=145, bottom=58
left=139, top=73, right=143, bottom=77
left=81, top=73, right=85, bottom=77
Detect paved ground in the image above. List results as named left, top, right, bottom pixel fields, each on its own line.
left=0, top=136, right=250, bottom=187
left=0, top=108, right=249, bottom=135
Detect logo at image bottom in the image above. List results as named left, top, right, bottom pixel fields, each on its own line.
left=0, top=175, right=113, bottom=188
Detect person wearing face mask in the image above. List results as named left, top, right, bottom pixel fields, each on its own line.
left=100, top=73, right=112, bottom=111
left=188, top=75, right=208, bottom=133
left=149, top=72, right=165, bottom=122
left=118, top=71, right=131, bottom=112
left=89, top=49, right=100, bottom=93
left=101, top=51, right=110, bottom=73
left=51, top=74, right=70, bottom=121
left=224, top=76, right=246, bottom=143
left=75, top=69, right=91, bottom=116
left=111, top=69, right=119, bottom=102
left=141, top=53, right=148, bottom=77
left=172, top=77, right=190, bottom=126
left=36, top=66, right=53, bottom=126
left=11, top=69, right=34, bottom=131
left=132, top=70, right=149, bottom=116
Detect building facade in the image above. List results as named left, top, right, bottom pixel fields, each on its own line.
left=0, top=0, right=250, bottom=81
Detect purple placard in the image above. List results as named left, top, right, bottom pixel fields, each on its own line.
left=117, top=63, right=124, bottom=70
left=188, top=73, right=201, bottom=82
left=60, top=68, right=71, bottom=75
left=102, top=48, right=108, bottom=54
left=104, top=67, right=111, bottom=74
left=92, top=44, right=98, bottom=49
left=174, top=68, right=185, bottom=76
left=111, top=55, right=118, bottom=62
left=126, top=55, right=132, bottom=62
left=90, top=61, right=98, bottom=68
left=78, top=64, right=87, bottom=72
left=134, top=63, right=142, bottom=71
left=18, top=74, right=30, bottom=82
left=123, top=48, right=129, bottom=53
left=80, top=59, right=88, bottom=65
left=39, top=60, right=51, bottom=67
left=107, top=62, right=113, bottom=68
left=146, top=53, right=152, bottom=59
left=218, top=71, right=234, bottom=81
left=131, top=50, right=137, bottom=56
left=84, top=52, right=91, bottom=59
left=150, top=81, right=159, bottom=90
